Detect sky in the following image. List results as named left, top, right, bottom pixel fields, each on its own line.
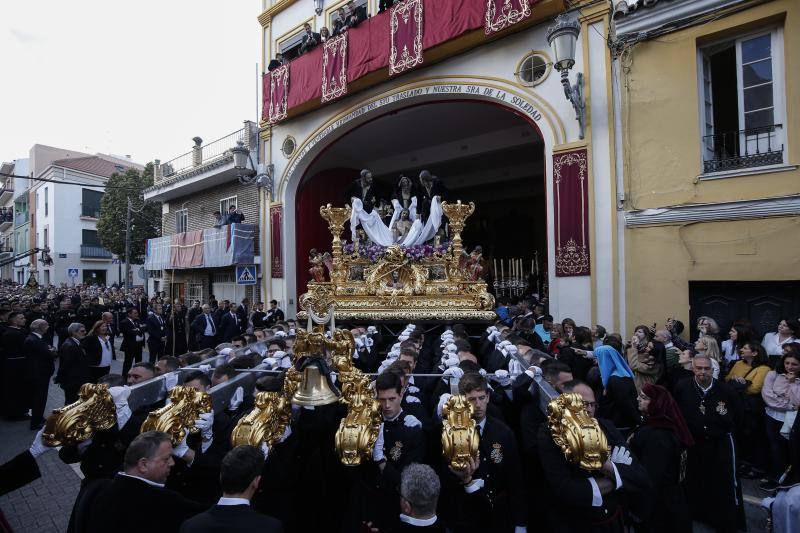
left=0, top=1, right=262, bottom=166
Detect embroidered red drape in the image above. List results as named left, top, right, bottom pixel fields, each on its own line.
left=270, top=204, right=283, bottom=278
left=170, top=230, right=204, bottom=268
left=267, top=65, right=289, bottom=124
left=390, top=0, right=424, bottom=75
left=485, top=0, right=533, bottom=36
left=322, top=34, right=348, bottom=103
left=553, top=149, right=590, bottom=277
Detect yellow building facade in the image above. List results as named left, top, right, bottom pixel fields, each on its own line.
left=613, top=0, right=800, bottom=336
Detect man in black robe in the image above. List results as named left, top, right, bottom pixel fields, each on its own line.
left=1, top=311, right=29, bottom=420
left=673, top=354, right=745, bottom=532
left=537, top=381, right=651, bottom=532
left=417, top=170, right=446, bottom=223
left=347, top=169, right=385, bottom=213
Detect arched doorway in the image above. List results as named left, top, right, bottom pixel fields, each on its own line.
left=293, top=99, right=546, bottom=300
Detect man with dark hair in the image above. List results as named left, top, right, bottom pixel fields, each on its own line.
left=179, top=445, right=282, bottom=532
left=212, top=364, right=238, bottom=387
left=1, top=311, right=29, bottom=421
left=183, top=369, right=212, bottom=391
left=156, top=356, right=180, bottom=376
left=81, top=431, right=204, bottom=533
left=251, top=302, right=266, bottom=329
left=356, top=371, right=426, bottom=530
left=120, top=307, right=145, bottom=377
left=146, top=304, right=168, bottom=364
left=445, top=373, right=526, bottom=532
left=227, top=205, right=245, bottom=223
left=56, top=322, right=89, bottom=404
left=236, top=298, right=250, bottom=331
left=25, top=319, right=56, bottom=430
left=127, top=362, right=155, bottom=386
left=265, top=299, right=284, bottom=328
left=220, top=303, right=242, bottom=343
left=231, top=335, right=246, bottom=348
left=192, top=304, right=218, bottom=350
left=398, top=464, right=443, bottom=531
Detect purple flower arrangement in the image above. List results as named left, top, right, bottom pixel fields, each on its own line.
left=343, top=241, right=450, bottom=262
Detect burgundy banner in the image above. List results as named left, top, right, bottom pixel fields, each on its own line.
left=390, top=0, right=424, bottom=76
left=322, top=33, right=348, bottom=103
left=485, top=0, right=533, bottom=36
left=268, top=65, right=289, bottom=124
left=270, top=204, right=283, bottom=278
left=553, top=149, right=590, bottom=277
left=170, top=230, right=204, bottom=269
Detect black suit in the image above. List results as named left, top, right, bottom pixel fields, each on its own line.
left=146, top=314, right=168, bottom=363
left=25, top=333, right=56, bottom=427
left=389, top=519, right=444, bottom=532
left=82, top=335, right=112, bottom=383
left=179, top=504, right=283, bottom=532
left=56, top=337, right=90, bottom=405
left=192, top=313, right=218, bottom=350
left=120, top=317, right=145, bottom=377
left=219, top=312, right=241, bottom=343
left=265, top=307, right=284, bottom=327
left=0, top=451, right=41, bottom=497
left=267, top=59, right=283, bottom=71
left=82, top=474, right=204, bottom=533
left=236, top=305, right=249, bottom=332
left=300, top=31, right=321, bottom=54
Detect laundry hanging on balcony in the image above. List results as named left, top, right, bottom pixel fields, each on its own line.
left=170, top=230, right=205, bottom=268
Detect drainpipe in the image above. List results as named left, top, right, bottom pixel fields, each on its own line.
left=611, top=48, right=627, bottom=338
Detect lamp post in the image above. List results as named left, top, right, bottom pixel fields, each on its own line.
left=546, top=13, right=585, bottom=139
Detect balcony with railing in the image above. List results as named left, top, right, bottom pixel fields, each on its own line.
left=0, top=179, right=13, bottom=202
left=702, top=124, right=784, bottom=174
left=145, top=223, right=256, bottom=271
left=0, top=207, right=13, bottom=231
left=0, top=245, right=12, bottom=258
left=80, top=244, right=113, bottom=259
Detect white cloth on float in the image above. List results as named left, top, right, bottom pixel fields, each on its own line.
left=350, top=196, right=443, bottom=247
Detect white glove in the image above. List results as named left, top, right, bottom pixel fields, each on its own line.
left=377, top=359, right=392, bottom=374
left=279, top=357, right=293, bottom=369
left=109, top=386, right=132, bottom=429
left=288, top=328, right=296, bottom=336
left=478, top=368, right=487, bottom=377
left=436, top=393, right=452, bottom=418
left=29, top=428, right=50, bottom=458
left=404, top=414, right=422, bottom=428
left=274, top=330, right=287, bottom=338
left=229, top=386, right=244, bottom=411
left=352, top=348, right=360, bottom=360
left=406, top=394, right=421, bottom=404
left=164, top=372, right=179, bottom=391
left=354, top=336, right=365, bottom=348
left=407, top=324, right=416, bottom=331
left=508, top=359, right=525, bottom=379
left=445, top=343, right=457, bottom=354
left=265, top=357, right=278, bottom=368
left=364, top=337, right=374, bottom=348
left=173, top=432, right=190, bottom=458
left=610, top=446, right=632, bottom=466
left=372, top=423, right=386, bottom=462
left=199, top=364, right=212, bottom=372
left=398, top=334, right=409, bottom=342
left=273, top=350, right=287, bottom=361
left=486, top=326, right=497, bottom=334
left=505, top=345, right=518, bottom=358
left=488, top=330, right=500, bottom=342
left=279, top=425, right=292, bottom=443
left=492, top=369, right=511, bottom=387
left=442, top=367, right=464, bottom=382
left=367, top=326, right=377, bottom=334
left=260, top=442, right=270, bottom=459
left=444, top=356, right=459, bottom=368
left=195, top=411, right=214, bottom=442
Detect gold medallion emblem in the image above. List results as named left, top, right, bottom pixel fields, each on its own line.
left=716, top=401, right=728, bottom=416
left=390, top=441, right=403, bottom=461
left=490, top=443, right=503, bottom=463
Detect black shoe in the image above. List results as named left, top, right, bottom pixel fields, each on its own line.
left=30, top=421, right=45, bottom=431
left=759, top=479, right=778, bottom=492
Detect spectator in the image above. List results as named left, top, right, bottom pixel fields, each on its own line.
left=212, top=210, right=226, bottom=228
left=694, top=334, right=721, bottom=379
left=267, top=52, right=284, bottom=71
left=299, top=23, right=320, bottom=55
left=762, top=318, right=800, bottom=363
left=760, top=351, right=800, bottom=491
left=227, top=205, right=245, bottom=224
left=319, top=26, right=331, bottom=43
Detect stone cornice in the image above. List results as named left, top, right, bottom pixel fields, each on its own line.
left=258, top=0, right=298, bottom=27
left=625, top=195, right=800, bottom=226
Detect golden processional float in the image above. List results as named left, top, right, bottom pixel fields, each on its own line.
left=297, top=201, right=496, bottom=323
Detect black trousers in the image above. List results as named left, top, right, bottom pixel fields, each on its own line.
left=147, top=339, right=164, bottom=364
left=1, top=357, right=29, bottom=418
left=29, top=376, right=51, bottom=426
left=765, top=415, right=789, bottom=480
left=198, top=335, right=216, bottom=350
left=63, top=385, right=81, bottom=406
left=121, top=346, right=142, bottom=377
left=89, top=366, right=110, bottom=384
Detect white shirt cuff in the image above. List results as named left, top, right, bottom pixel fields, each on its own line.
left=463, top=478, right=484, bottom=494
left=524, top=369, right=536, bottom=380
left=611, top=462, right=623, bottom=490
left=588, top=478, right=602, bottom=507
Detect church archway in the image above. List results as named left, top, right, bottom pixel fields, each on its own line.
left=291, top=97, right=547, bottom=303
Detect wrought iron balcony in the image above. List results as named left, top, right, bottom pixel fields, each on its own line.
left=702, top=124, right=784, bottom=174
left=80, top=244, right=113, bottom=259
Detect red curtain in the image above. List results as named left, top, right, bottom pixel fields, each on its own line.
left=295, top=168, right=358, bottom=300
left=552, top=150, right=590, bottom=277
left=170, top=230, right=204, bottom=268
left=390, top=0, right=424, bottom=76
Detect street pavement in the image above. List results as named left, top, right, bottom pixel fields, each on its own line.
left=0, top=345, right=770, bottom=532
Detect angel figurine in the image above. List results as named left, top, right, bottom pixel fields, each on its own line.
left=308, top=249, right=327, bottom=282
left=393, top=209, right=413, bottom=243
left=463, top=246, right=484, bottom=281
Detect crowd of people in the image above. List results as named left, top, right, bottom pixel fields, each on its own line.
left=1, top=281, right=799, bottom=532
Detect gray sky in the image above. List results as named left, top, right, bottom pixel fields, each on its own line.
left=0, top=1, right=261, bottom=166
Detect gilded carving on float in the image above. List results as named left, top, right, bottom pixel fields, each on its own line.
left=547, top=392, right=609, bottom=471
left=43, top=383, right=117, bottom=447
left=335, top=370, right=382, bottom=466
left=230, top=391, right=292, bottom=448
left=140, top=385, right=213, bottom=446
left=298, top=201, right=496, bottom=321
left=441, top=394, right=480, bottom=470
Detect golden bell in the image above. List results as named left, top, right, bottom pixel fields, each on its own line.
left=291, top=364, right=340, bottom=406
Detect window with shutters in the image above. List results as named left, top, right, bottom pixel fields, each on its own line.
left=698, top=28, right=785, bottom=174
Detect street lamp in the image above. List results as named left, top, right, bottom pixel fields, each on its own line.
left=231, top=140, right=275, bottom=199
left=546, top=13, right=586, bottom=139
left=314, top=0, right=324, bottom=16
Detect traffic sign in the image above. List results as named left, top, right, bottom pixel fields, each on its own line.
left=236, top=265, right=257, bottom=285
left=68, top=268, right=79, bottom=278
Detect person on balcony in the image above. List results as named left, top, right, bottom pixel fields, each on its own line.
left=267, top=52, right=284, bottom=72
left=213, top=210, right=226, bottom=229
left=319, top=27, right=331, bottom=44
left=299, top=23, right=320, bottom=55
left=227, top=205, right=245, bottom=224
left=333, top=7, right=348, bottom=36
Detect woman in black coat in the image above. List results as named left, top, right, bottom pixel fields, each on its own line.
left=82, top=320, right=113, bottom=383
left=628, top=383, right=694, bottom=533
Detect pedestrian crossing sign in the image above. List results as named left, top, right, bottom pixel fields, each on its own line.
left=236, top=265, right=257, bottom=285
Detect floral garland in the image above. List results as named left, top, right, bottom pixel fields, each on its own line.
left=343, top=242, right=450, bottom=262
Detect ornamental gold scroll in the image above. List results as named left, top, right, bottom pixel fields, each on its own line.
left=43, top=383, right=117, bottom=447
left=547, top=392, right=609, bottom=471
left=441, top=394, right=480, bottom=470
left=140, top=385, right=212, bottom=446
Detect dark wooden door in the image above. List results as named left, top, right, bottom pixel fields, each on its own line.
left=689, top=281, right=800, bottom=341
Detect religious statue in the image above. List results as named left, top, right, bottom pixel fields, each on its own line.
left=308, top=249, right=327, bottom=282
left=354, top=227, right=369, bottom=252
left=460, top=246, right=485, bottom=281
left=346, top=169, right=385, bottom=214
left=393, top=209, right=413, bottom=243
left=392, top=174, right=418, bottom=211
left=417, top=170, right=447, bottom=223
